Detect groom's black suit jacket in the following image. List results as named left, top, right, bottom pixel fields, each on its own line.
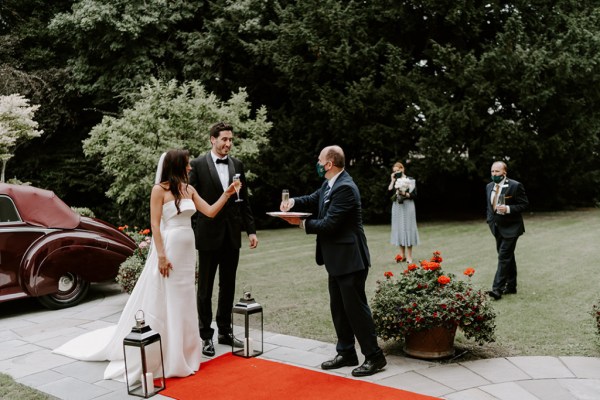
left=293, top=170, right=371, bottom=276
left=189, top=152, right=256, bottom=250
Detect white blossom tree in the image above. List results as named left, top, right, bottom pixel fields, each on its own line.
left=83, top=78, right=271, bottom=225
left=0, top=94, right=44, bottom=182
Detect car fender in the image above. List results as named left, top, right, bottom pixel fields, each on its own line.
left=21, top=231, right=135, bottom=297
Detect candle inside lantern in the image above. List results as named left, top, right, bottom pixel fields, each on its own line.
left=244, top=338, right=254, bottom=357
left=142, top=372, right=154, bottom=396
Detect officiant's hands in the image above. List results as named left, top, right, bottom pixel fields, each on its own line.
left=278, top=198, right=302, bottom=225
left=280, top=198, right=294, bottom=212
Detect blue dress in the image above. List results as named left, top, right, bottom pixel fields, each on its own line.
left=390, top=177, right=420, bottom=247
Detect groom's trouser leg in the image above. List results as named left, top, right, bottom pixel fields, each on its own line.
left=215, top=248, right=240, bottom=335
left=198, top=250, right=219, bottom=340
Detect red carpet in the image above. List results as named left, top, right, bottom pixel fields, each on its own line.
left=162, top=353, right=440, bottom=400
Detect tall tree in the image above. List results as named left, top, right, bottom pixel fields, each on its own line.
left=83, top=78, right=271, bottom=226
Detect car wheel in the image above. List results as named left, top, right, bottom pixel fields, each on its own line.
left=37, top=272, right=90, bottom=309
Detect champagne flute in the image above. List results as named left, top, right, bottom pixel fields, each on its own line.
left=282, top=189, right=289, bottom=210
left=233, top=173, right=243, bottom=202
left=497, top=194, right=505, bottom=214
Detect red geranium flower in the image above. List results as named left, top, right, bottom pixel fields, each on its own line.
left=384, top=271, right=394, bottom=279
left=438, top=275, right=451, bottom=285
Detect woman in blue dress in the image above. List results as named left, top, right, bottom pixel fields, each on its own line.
left=388, top=161, right=420, bottom=263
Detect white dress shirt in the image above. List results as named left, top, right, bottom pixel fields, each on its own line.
left=211, top=152, right=229, bottom=190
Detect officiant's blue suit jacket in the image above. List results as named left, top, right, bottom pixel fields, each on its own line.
left=486, top=178, right=529, bottom=238
left=293, top=170, right=371, bottom=276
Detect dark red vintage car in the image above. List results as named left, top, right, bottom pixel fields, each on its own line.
left=0, top=183, right=136, bottom=309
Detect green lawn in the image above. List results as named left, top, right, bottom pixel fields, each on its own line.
left=237, top=208, right=600, bottom=358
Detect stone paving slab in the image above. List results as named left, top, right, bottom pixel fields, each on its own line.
left=419, top=363, right=492, bottom=391
left=560, top=357, right=600, bottom=379
left=37, top=376, right=110, bottom=400
left=461, top=358, right=532, bottom=383
left=518, top=379, right=580, bottom=400
left=509, top=356, right=576, bottom=379
left=379, top=370, right=453, bottom=398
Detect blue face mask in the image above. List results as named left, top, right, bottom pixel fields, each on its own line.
left=491, top=175, right=504, bottom=184
left=316, top=162, right=327, bottom=178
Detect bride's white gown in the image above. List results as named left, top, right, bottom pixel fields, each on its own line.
left=53, top=199, right=202, bottom=380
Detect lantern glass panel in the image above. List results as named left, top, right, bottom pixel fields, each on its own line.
left=123, top=325, right=165, bottom=398
left=232, top=302, right=263, bottom=358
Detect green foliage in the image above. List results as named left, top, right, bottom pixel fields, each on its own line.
left=83, top=78, right=271, bottom=226
left=371, top=251, right=496, bottom=345
left=3, top=0, right=600, bottom=223
left=48, top=0, right=200, bottom=107
left=71, top=206, right=95, bottom=218
left=115, top=226, right=151, bottom=294
left=245, top=0, right=600, bottom=219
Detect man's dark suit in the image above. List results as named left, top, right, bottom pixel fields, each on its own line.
left=293, top=170, right=381, bottom=359
left=486, top=178, right=529, bottom=293
left=189, top=152, right=256, bottom=340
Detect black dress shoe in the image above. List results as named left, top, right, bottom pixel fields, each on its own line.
left=202, top=339, right=215, bottom=357
left=321, top=354, right=359, bottom=370
left=351, top=353, right=387, bottom=377
left=218, top=333, right=244, bottom=348
left=487, top=290, right=502, bottom=300
left=502, top=288, right=517, bottom=294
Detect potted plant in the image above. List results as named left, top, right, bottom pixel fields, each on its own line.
left=371, top=251, right=496, bottom=359
left=592, top=298, right=600, bottom=337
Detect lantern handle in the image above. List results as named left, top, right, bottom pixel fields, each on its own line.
left=135, top=310, right=145, bottom=328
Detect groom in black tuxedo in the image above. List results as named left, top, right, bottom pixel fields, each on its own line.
left=189, top=122, right=258, bottom=357
left=279, top=145, right=386, bottom=377
left=486, top=161, right=529, bottom=300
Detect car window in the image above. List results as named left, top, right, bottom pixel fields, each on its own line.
left=0, top=195, right=21, bottom=223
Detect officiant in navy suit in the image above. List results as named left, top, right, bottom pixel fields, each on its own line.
left=278, top=145, right=386, bottom=377
left=486, top=161, right=529, bottom=300
left=189, top=122, right=258, bottom=357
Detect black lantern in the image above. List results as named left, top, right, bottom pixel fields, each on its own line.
left=232, top=290, right=263, bottom=358
left=123, top=310, right=166, bottom=398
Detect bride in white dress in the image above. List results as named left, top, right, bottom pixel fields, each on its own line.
left=53, top=150, right=238, bottom=381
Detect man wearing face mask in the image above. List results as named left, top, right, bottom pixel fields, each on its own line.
left=486, top=161, right=529, bottom=300
left=278, top=145, right=387, bottom=377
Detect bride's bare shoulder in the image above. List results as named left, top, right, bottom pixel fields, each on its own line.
left=152, top=183, right=169, bottom=193
left=184, top=185, right=197, bottom=197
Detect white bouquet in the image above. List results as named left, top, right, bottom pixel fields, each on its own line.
left=394, top=177, right=415, bottom=203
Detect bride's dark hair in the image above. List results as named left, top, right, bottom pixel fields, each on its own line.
left=159, top=149, right=190, bottom=214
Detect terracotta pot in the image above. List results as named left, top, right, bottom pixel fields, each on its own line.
left=403, top=325, right=457, bottom=360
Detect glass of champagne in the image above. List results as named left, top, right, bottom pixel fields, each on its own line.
left=233, top=173, right=243, bottom=202
left=497, top=194, right=505, bottom=214
left=282, top=189, right=289, bottom=210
